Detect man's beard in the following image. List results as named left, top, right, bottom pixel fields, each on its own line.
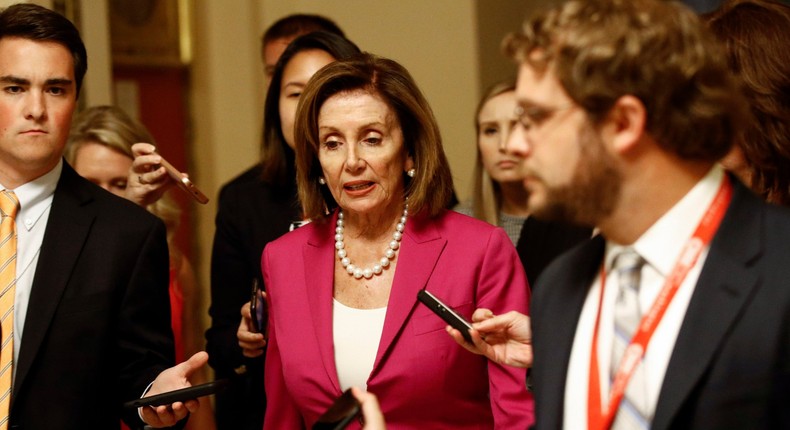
left=528, top=125, right=622, bottom=227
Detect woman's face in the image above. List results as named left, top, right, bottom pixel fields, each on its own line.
left=72, top=141, right=132, bottom=197
left=477, top=90, right=525, bottom=184
left=279, top=49, right=336, bottom=150
left=317, top=90, right=414, bottom=218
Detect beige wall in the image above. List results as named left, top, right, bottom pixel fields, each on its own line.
left=477, top=0, right=536, bottom=90
left=190, top=0, right=264, bottom=287
left=78, top=0, right=113, bottom=106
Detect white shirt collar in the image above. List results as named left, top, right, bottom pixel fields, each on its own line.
left=1, top=159, right=62, bottom=232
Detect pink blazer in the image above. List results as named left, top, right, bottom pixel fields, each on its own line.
left=262, top=209, right=534, bottom=429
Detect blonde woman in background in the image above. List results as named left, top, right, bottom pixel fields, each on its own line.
left=456, top=80, right=528, bottom=242
left=456, top=80, right=590, bottom=287
left=65, top=105, right=216, bottom=430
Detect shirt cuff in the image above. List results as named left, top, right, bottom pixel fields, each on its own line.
left=137, top=381, right=155, bottom=422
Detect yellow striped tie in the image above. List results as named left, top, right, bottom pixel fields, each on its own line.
left=0, top=191, right=19, bottom=430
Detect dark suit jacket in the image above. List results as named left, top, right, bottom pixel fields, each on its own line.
left=515, top=217, right=591, bottom=288
left=9, top=162, right=174, bottom=429
left=205, top=163, right=300, bottom=430
left=530, top=180, right=790, bottom=429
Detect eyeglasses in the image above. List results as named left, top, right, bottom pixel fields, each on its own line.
left=513, top=103, right=577, bottom=135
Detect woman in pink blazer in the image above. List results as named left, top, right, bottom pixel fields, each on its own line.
left=240, top=53, right=533, bottom=429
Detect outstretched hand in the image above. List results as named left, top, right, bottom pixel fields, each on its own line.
left=446, top=309, right=533, bottom=369
left=140, top=351, right=209, bottom=427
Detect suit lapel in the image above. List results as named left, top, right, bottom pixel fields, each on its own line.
left=14, top=164, right=95, bottom=397
left=370, top=212, right=445, bottom=377
left=303, top=215, right=343, bottom=393
left=652, top=183, right=763, bottom=430
left=533, top=235, right=605, bottom=429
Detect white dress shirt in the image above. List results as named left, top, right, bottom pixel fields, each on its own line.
left=1, top=160, right=61, bottom=379
left=563, top=166, right=726, bottom=429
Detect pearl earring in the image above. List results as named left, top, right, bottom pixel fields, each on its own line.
left=318, top=177, right=326, bottom=185
left=406, top=169, right=416, bottom=178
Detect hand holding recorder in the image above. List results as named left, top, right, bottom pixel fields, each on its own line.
left=310, top=387, right=388, bottom=429
left=136, top=351, right=211, bottom=428
left=416, top=289, right=474, bottom=343
left=312, top=388, right=361, bottom=430
left=417, top=290, right=534, bottom=369
left=446, top=308, right=534, bottom=369
left=128, top=143, right=209, bottom=206
left=237, top=285, right=267, bottom=358
left=351, top=387, right=387, bottom=430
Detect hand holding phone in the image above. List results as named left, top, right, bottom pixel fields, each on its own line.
left=417, top=289, right=474, bottom=343
left=249, top=278, right=267, bottom=334
left=312, top=388, right=361, bottom=430
left=123, top=379, right=230, bottom=409
left=156, top=155, right=209, bottom=204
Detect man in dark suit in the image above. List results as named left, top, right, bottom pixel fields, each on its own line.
left=0, top=4, right=207, bottom=429
left=447, top=0, right=790, bottom=429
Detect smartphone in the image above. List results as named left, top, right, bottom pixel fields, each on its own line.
left=312, top=388, right=361, bottom=430
left=123, top=379, right=230, bottom=409
left=416, top=289, right=474, bottom=343
left=249, top=278, right=266, bottom=334
left=156, top=155, right=209, bottom=205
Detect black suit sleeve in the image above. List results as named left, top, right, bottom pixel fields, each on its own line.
left=118, top=213, right=176, bottom=427
left=206, top=184, right=261, bottom=376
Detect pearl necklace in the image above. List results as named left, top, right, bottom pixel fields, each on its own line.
left=335, top=204, right=408, bottom=280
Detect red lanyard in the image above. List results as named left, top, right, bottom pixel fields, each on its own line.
left=587, top=175, right=732, bottom=430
